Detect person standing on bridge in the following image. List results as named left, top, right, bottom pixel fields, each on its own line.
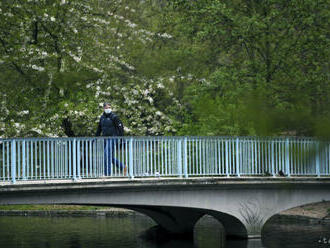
left=96, top=102, right=126, bottom=176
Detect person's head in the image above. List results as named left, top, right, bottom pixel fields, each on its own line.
left=103, top=102, right=112, bottom=114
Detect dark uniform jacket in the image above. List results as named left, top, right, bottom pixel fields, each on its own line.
left=96, top=112, right=122, bottom=136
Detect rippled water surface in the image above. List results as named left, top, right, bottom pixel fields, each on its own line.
left=0, top=214, right=329, bottom=248
left=262, top=220, right=330, bottom=248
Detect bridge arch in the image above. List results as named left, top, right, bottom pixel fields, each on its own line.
left=123, top=205, right=248, bottom=239
left=205, top=210, right=248, bottom=239
left=261, top=200, right=330, bottom=236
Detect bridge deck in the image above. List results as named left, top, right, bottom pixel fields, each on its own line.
left=1, top=176, right=330, bottom=190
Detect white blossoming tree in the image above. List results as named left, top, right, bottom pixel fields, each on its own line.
left=0, top=0, right=187, bottom=138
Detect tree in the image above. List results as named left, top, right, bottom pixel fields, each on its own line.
left=0, top=0, right=184, bottom=138
left=170, top=0, right=330, bottom=136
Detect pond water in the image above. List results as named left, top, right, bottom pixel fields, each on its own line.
left=0, top=214, right=329, bottom=248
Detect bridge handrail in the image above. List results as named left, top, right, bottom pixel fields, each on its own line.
left=0, top=136, right=329, bottom=183
left=0, top=135, right=327, bottom=141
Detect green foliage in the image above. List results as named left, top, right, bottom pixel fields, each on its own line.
left=0, top=0, right=184, bottom=137
left=0, top=205, right=108, bottom=211
left=0, top=0, right=329, bottom=138
left=170, top=0, right=330, bottom=137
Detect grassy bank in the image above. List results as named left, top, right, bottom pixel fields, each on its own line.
left=0, top=203, right=329, bottom=219
left=281, top=201, right=330, bottom=219
left=0, top=205, right=113, bottom=211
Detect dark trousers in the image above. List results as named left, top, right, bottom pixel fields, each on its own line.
left=104, top=139, right=124, bottom=176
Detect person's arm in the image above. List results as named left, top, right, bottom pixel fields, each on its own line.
left=112, top=114, right=120, bottom=126
left=112, top=114, right=124, bottom=136
left=95, top=118, right=102, bottom=136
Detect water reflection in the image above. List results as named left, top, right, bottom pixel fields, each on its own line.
left=0, top=214, right=328, bottom=248
left=194, top=215, right=225, bottom=247
left=0, top=214, right=263, bottom=248
left=262, top=222, right=330, bottom=248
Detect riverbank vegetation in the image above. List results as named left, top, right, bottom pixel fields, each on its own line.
left=1, top=0, right=329, bottom=138
left=279, top=201, right=330, bottom=219
left=0, top=202, right=329, bottom=220
left=0, top=205, right=111, bottom=211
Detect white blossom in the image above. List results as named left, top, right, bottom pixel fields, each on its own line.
left=31, top=65, right=45, bottom=71
left=18, top=110, right=29, bottom=115
left=68, top=51, right=81, bottom=62
left=31, top=128, right=43, bottom=134
left=158, top=33, right=173, bottom=39
left=92, top=67, right=103, bottom=73
left=157, top=83, right=164, bottom=89
left=14, top=123, right=21, bottom=128
left=132, top=89, right=138, bottom=95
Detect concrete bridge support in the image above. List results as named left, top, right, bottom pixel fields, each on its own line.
left=128, top=206, right=248, bottom=239
left=207, top=210, right=248, bottom=239
left=130, top=206, right=203, bottom=236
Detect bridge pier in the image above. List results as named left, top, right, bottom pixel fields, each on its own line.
left=130, top=206, right=203, bottom=237
left=206, top=210, right=249, bottom=239
left=129, top=206, right=248, bottom=239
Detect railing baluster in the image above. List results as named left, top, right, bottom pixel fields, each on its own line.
left=11, top=140, right=16, bottom=183
left=73, top=138, right=76, bottom=181
left=229, top=139, right=232, bottom=175
left=34, top=140, right=37, bottom=179
left=77, top=139, right=80, bottom=179
left=1, top=141, right=4, bottom=180
left=225, top=139, right=229, bottom=177
left=17, top=140, right=20, bottom=180
left=183, top=137, right=188, bottom=178
left=316, top=141, right=320, bottom=177
left=272, top=139, right=275, bottom=175
left=30, top=141, right=33, bottom=179
left=236, top=137, right=240, bottom=177
left=22, top=140, right=26, bottom=180
left=177, top=138, right=182, bottom=177
left=129, top=137, right=134, bottom=179
left=38, top=140, right=41, bottom=179
left=286, top=138, right=290, bottom=177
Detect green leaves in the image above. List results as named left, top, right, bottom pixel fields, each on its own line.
left=168, top=0, right=330, bottom=137
left=0, top=0, right=328, bottom=138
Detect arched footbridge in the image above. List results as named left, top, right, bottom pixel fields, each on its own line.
left=1, top=136, right=330, bottom=239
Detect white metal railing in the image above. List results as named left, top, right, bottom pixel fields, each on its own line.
left=0, top=136, right=329, bottom=183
